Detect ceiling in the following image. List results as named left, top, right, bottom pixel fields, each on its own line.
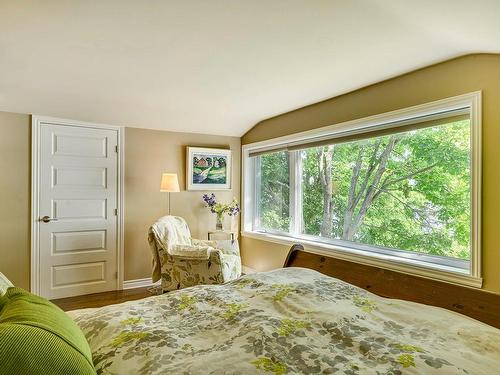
left=1, top=1, right=500, bottom=136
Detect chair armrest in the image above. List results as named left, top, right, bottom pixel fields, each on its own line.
left=192, top=239, right=217, bottom=247
left=212, top=239, right=240, bottom=256
left=191, top=238, right=240, bottom=256
left=207, top=248, right=238, bottom=268
left=192, top=238, right=239, bottom=255
left=170, top=244, right=214, bottom=260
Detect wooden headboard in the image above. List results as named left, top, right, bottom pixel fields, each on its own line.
left=284, top=244, right=500, bottom=328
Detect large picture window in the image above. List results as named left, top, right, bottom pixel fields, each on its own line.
left=244, top=93, right=481, bottom=286
left=255, top=150, right=290, bottom=232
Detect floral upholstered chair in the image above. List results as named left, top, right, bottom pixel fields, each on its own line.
left=148, top=216, right=241, bottom=292
left=0, top=272, right=13, bottom=296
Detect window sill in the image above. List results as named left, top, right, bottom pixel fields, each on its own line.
left=241, top=230, right=483, bottom=289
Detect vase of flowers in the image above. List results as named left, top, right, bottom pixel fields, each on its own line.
left=202, top=193, right=240, bottom=230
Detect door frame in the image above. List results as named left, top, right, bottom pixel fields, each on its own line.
left=31, top=115, right=125, bottom=295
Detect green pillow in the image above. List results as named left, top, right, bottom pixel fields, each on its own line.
left=0, top=287, right=96, bottom=375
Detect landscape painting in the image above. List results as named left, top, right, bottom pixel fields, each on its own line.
left=186, top=147, right=231, bottom=190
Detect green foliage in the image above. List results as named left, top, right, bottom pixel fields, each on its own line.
left=277, top=319, right=310, bottom=336
left=222, top=303, right=248, bottom=320
left=258, top=119, right=471, bottom=260
left=120, top=317, right=143, bottom=325
left=110, top=331, right=150, bottom=348
left=271, top=284, right=295, bottom=301
left=251, top=357, right=287, bottom=375
left=177, top=294, right=198, bottom=310
left=258, top=151, right=290, bottom=231
left=352, top=296, right=377, bottom=313
left=397, top=354, right=416, bottom=368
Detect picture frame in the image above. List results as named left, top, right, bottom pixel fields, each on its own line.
left=186, top=147, right=232, bottom=190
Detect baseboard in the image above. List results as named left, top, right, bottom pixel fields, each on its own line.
left=242, top=265, right=257, bottom=275
left=123, top=278, right=160, bottom=290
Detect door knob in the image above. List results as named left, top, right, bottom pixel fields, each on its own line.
left=40, top=216, right=58, bottom=223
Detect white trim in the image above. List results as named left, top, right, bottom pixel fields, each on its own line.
left=470, top=92, right=482, bottom=280
left=30, top=115, right=125, bottom=295
left=123, top=278, right=160, bottom=290
left=242, top=92, right=481, bottom=152
left=242, top=91, right=482, bottom=288
left=288, top=151, right=296, bottom=233
left=242, top=150, right=256, bottom=232
left=31, top=116, right=41, bottom=294
left=117, top=128, right=125, bottom=290
left=242, top=231, right=482, bottom=288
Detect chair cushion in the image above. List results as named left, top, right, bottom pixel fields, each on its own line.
left=0, top=287, right=96, bottom=375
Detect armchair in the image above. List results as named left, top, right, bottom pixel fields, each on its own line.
left=148, top=216, right=241, bottom=292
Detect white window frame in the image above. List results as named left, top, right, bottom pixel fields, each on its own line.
left=242, top=92, right=482, bottom=288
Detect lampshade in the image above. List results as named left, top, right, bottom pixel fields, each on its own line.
left=160, top=173, right=180, bottom=192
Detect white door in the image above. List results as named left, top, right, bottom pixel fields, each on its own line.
left=36, top=121, right=120, bottom=299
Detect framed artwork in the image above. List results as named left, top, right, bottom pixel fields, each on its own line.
left=186, top=147, right=232, bottom=190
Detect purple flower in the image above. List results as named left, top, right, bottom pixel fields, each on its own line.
left=228, top=200, right=240, bottom=217
left=202, top=193, right=217, bottom=207
left=202, top=194, right=240, bottom=217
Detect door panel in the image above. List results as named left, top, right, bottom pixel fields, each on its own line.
left=51, top=230, right=107, bottom=254
left=53, top=166, right=107, bottom=189
left=38, top=123, right=118, bottom=299
left=52, top=262, right=106, bottom=287
left=53, top=133, right=108, bottom=158
left=52, top=199, right=107, bottom=220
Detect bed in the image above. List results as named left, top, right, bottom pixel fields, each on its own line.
left=69, top=246, right=500, bottom=375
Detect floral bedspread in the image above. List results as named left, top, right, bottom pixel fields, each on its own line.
left=70, top=268, right=500, bottom=374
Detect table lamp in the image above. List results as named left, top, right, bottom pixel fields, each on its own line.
left=160, top=173, right=180, bottom=215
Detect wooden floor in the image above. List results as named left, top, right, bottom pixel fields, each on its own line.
left=51, top=287, right=155, bottom=311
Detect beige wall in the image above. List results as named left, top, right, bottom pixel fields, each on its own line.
left=0, top=115, right=240, bottom=288
left=124, top=127, right=240, bottom=281
left=241, top=53, right=500, bottom=294
left=0, top=112, right=31, bottom=290
left=2, top=53, right=499, bottom=292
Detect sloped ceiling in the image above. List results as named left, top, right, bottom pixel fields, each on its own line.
left=1, top=1, right=499, bottom=136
